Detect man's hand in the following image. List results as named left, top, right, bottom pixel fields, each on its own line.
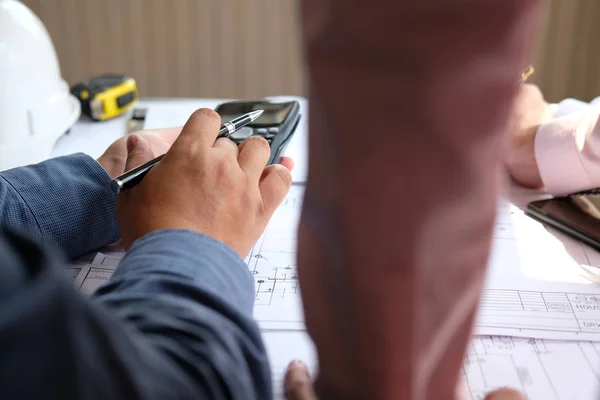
left=283, top=361, right=526, bottom=400
left=505, top=83, right=553, bottom=188
left=116, top=108, right=293, bottom=258
left=97, top=127, right=182, bottom=178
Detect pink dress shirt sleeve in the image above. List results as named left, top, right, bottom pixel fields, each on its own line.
left=535, top=107, right=600, bottom=195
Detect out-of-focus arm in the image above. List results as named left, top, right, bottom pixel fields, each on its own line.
left=0, top=154, right=118, bottom=258
left=298, top=0, right=539, bottom=398
left=535, top=108, right=600, bottom=195
left=0, top=229, right=271, bottom=399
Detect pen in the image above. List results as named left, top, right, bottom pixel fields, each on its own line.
left=110, top=109, right=264, bottom=194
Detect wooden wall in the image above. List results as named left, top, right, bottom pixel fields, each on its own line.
left=21, top=0, right=305, bottom=99
left=21, top=0, right=600, bottom=103
left=530, top=0, right=600, bottom=102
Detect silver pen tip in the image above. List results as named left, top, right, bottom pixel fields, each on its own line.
left=248, top=110, right=264, bottom=121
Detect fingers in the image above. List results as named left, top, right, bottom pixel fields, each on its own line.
left=260, top=163, right=292, bottom=213
left=238, top=136, right=271, bottom=181
left=278, top=156, right=295, bottom=171
left=140, top=126, right=183, bottom=149
left=284, top=360, right=317, bottom=400
left=124, top=134, right=155, bottom=171
left=172, top=108, right=222, bottom=153
left=213, top=137, right=239, bottom=158
left=521, top=83, right=543, bottom=97
left=515, top=83, right=546, bottom=107
left=484, top=388, right=526, bottom=400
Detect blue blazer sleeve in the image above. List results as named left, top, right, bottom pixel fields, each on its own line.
left=0, top=229, right=271, bottom=399
left=0, top=154, right=119, bottom=258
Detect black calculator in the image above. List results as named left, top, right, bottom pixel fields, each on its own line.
left=214, top=100, right=301, bottom=165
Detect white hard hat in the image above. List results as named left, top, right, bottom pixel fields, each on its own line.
left=0, top=0, right=80, bottom=171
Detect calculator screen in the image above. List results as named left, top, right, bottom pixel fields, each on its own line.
left=217, top=101, right=294, bottom=127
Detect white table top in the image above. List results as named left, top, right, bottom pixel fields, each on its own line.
left=51, top=96, right=308, bottom=183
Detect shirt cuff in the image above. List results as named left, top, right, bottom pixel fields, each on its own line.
left=552, top=98, right=590, bottom=118
left=534, top=111, right=592, bottom=196
left=112, top=229, right=255, bottom=314
left=0, top=153, right=118, bottom=258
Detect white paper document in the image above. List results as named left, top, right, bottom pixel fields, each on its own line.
left=252, top=188, right=600, bottom=337
left=73, top=252, right=121, bottom=294
left=65, top=265, right=84, bottom=282
left=72, top=186, right=305, bottom=330
left=65, top=252, right=97, bottom=282
left=263, top=331, right=600, bottom=400
left=69, top=183, right=600, bottom=396
left=245, top=185, right=304, bottom=330
left=73, top=185, right=600, bottom=340
left=463, top=336, right=600, bottom=400
left=262, top=331, right=318, bottom=399
left=478, top=196, right=600, bottom=340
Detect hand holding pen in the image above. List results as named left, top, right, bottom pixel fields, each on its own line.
left=115, top=108, right=294, bottom=255
left=506, top=65, right=551, bottom=189
left=111, top=109, right=264, bottom=193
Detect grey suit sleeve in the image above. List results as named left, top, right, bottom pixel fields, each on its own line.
left=0, top=154, right=119, bottom=258
left=0, top=228, right=271, bottom=399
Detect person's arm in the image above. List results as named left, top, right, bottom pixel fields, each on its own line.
left=0, top=127, right=181, bottom=259
left=0, top=120, right=294, bottom=399
left=534, top=108, right=600, bottom=195
left=0, top=154, right=119, bottom=259
left=297, top=0, right=539, bottom=398
left=505, top=84, right=600, bottom=196
left=0, top=228, right=271, bottom=399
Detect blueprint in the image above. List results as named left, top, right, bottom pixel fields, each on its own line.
left=69, top=184, right=600, bottom=397
left=73, top=185, right=600, bottom=339
left=264, top=332, right=600, bottom=400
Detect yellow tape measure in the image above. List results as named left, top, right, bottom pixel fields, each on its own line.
left=71, top=74, right=138, bottom=121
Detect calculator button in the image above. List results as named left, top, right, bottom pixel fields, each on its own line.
left=268, top=127, right=279, bottom=135
left=256, top=128, right=268, bottom=136
left=229, top=127, right=253, bottom=141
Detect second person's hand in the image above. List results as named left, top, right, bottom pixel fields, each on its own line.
left=505, top=83, right=553, bottom=188
left=116, top=108, right=294, bottom=257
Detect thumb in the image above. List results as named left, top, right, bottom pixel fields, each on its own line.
left=284, top=360, right=317, bottom=400
left=259, top=163, right=293, bottom=214
left=125, top=134, right=154, bottom=171
left=485, top=388, right=526, bottom=400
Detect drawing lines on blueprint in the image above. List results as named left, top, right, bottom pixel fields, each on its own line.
left=266, top=332, right=600, bottom=400
left=462, top=336, right=600, bottom=400
left=73, top=252, right=120, bottom=294
left=244, top=186, right=305, bottom=330
left=65, top=252, right=97, bottom=282
left=247, top=227, right=298, bottom=307
left=246, top=185, right=301, bottom=307
left=477, top=289, right=600, bottom=335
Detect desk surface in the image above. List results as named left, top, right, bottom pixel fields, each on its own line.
left=51, top=97, right=600, bottom=398
left=51, top=96, right=308, bottom=183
